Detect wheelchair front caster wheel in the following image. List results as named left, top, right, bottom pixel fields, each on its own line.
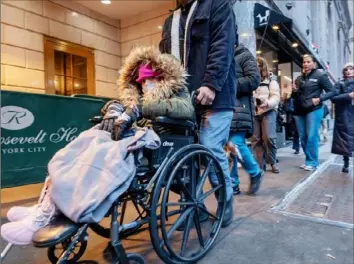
left=118, top=253, right=145, bottom=264
left=47, top=237, right=88, bottom=264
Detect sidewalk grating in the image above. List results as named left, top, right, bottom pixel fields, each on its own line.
left=283, top=164, right=353, bottom=224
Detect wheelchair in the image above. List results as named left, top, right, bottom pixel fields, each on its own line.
left=1, top=116, right=227, bottom=264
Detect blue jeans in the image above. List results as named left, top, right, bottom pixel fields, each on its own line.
left=294, top=106, right=324, bottom=167
left=229, top=132, right=261, bottom=187
left=199, top=110, right=233, bottom=201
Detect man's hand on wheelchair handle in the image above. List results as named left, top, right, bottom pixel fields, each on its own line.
left=195, top=86, right=215, bottom=106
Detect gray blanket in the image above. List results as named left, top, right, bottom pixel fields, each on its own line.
left=49, top=127, right=160, bottom=223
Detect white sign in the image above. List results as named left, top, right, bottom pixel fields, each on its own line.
left=256, top=10, right=270, bottom=26
left=1, top=106, right=35, bottom=130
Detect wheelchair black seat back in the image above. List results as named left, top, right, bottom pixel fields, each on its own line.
left=1, top=115, right=228, bottom=264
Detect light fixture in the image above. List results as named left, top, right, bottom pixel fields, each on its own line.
left=272, top=60, right=279, bottom=63
left=157, top=25, right=163, bottom=30
left=71, top=11, right=78, bottom=16
left=101, top=0, right=111, bottom=4
left=292, top=42, right=299, bottom=48
left=272, top=25, right=279, bottom=30
left=256, top=50, right=262, bottom=54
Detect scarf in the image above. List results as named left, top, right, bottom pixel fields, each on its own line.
left=171, top=0, right=198, bottom=69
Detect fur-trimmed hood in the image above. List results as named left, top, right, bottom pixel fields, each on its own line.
left=117, top=46, right=188, bottom=107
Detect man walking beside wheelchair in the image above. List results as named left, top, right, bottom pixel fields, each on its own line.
left=159, top=0, right=237, bottom=227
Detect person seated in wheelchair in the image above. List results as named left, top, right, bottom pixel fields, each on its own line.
left=1, top=46, right=195, bottom=246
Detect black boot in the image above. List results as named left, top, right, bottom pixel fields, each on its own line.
left=342, top=156, right=349, bottom=173
left=247, top=170, right=265, bottom=195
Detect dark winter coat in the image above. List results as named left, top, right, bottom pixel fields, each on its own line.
left=331, top=79, right=354, bottom=156
left=159, top=0, right=237, bottom=111
left=292, top=69, right=335, bottom=116
left=230, top=44, right=260, bottom=136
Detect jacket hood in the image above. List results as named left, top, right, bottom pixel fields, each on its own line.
left=234, top=44, right=248, bottom=56
left=117, top=46, right=188, bottom=107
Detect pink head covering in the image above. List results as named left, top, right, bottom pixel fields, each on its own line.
left=136, top=64, right=160, bottom=83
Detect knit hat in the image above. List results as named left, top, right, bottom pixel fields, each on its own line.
left=136, top=64, right=160, bottom=83
left=342, top=62, right=353, bottom=77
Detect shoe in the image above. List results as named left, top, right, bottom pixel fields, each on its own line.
left=271, top=164, right=280, bottom=173
left=304, top=165, right=316, bottom=171
left=7, top=176, right=51, bottom=222
left=221, top=198, right=233, bottom=228
left=342, top=165, right=349, bottom=173
left=1, top=183, right=57, bottom=245
left=233, top=185, right=241, bottom=195
left=294, top=150, right=300, bottom=155
left=299, top=164, right=306, bottom=169
left=7, top=205, right=38, bottom=222
left=247, top=171, right=264, bottom=195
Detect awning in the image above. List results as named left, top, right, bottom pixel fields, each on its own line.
left=254, top=3, right=336, bottom=82
left=254, top=3, right=292, bottom=29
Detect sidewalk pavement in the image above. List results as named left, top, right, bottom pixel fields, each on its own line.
left=1, top=135, right=353, bottom=264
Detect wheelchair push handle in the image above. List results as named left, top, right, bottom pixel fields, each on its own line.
left=191, top=90, right=200, bottom=106
left=89, top=116, right=103, bottom=125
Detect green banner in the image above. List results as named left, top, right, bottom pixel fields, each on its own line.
left=1, top=91, right=106, bottom=188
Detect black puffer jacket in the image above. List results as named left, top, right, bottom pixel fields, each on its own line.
left=293, top=69, right=335, bottom=115
left=230, top=44, right=261, bottom=136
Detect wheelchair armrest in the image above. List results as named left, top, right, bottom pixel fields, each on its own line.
left=89, top=116, right=103, bottom=124
left=154, top=116, right=195, bottom=128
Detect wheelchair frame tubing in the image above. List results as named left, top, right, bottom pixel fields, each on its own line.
left=57, top=224, right=89, bottom=264
left=110, top=202, right=129, bottom=264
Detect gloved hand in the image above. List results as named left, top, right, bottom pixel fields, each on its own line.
left=99, top=101, right=124, bottom=133
left=112, top=105, right=140, bottom=141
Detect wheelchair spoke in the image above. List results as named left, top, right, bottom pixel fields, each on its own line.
left=180, top=210, right=195, bottom=256
left=196, top=158, right=213, bottom=197
left=198, top=185, right=222, bottom=201
left=197, top=204, right=219, bottom=220
left=160, top=207, right=194, bottom=248
left=194, top=209, right=205, bottom=248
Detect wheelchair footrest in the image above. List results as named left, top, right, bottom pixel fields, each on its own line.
left=32, top=215, right=80, bottom=248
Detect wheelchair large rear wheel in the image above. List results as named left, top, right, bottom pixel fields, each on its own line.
left=149, top=145, right=227, bottom=264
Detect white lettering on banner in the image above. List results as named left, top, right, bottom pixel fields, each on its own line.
left=28, top=147, right=46, bottom=153
left=2, top=148, right=25, bottom=154
left=1, top=127, right=79, bottom=155
left=1, top=106, right=35, bottom=130
left=49, top=128, right=78, bottom=143
left=1, top=105, right=82, bottom=155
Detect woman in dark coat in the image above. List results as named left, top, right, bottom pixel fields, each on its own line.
left=331, top=62, right=354, bottom=173
left=292, top=55, right=336, bottom=171
left=228, top=44, right=263, bottom=195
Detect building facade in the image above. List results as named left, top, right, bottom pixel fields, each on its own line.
left=1, top=0, right=352, bottom=98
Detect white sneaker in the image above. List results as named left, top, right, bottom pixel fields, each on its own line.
left=7, top=205, right=38, bottom=222
left=304, top=166, right=316, bottom=171
left=1, top=182, right=57, bottom=245
left=300, top=164, right=306, bottom=169
left=1, top=207, right=56, bottom=245
left=6, top=176, right=51, bottom=222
